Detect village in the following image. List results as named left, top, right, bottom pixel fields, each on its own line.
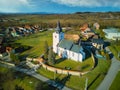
left=0, top=17, right=120, bottom=90
left=1, top=21, right=120, bottom=61
left=1, top=0, right=120, bottom=89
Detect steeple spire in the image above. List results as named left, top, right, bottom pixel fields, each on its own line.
left=56, top=21, right=62, bottom=33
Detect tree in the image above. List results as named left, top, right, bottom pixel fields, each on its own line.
left=43, top=41, right=49, bottom=60
left=48, top=47, right=55, bottom=65
left=105, top=53, right=110, bottom=60
left=1, top=69, right=15, bottom=90
left=10, top=52, right=20, bottom=65
left=36, top=82, right=48, bottom=90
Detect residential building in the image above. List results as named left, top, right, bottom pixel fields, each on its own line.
left=103, top=28, right=120, bottom=40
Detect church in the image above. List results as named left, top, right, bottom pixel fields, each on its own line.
left=53, top=21, right=85, bottom=62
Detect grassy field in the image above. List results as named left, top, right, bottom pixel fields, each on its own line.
left=14, top=30, right=53, bottom=58
left=37, top=60, right=111, bottom=90
left=108, top=42, right=120, bottom=61
left=109, top=71, right=120, bottom=90
left=0, top=66, right=54, bottom=90
left=54, top=57, right=94, bottom=72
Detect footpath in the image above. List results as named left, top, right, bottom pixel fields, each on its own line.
left=0, top=61, right=71, bottom=90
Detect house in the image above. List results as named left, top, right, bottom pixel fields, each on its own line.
left=103, top=28, right=120, bottom=40
left=93, top=22, right=100, bottom=30
left=80, top=23, right=95, bottom=39
left=53, top=21, right=85, bottom=62
left=80, top=23, right=90, bottom=32
left=10, top=28, right=19, bottom=37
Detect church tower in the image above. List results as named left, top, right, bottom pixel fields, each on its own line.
left=53, top=21, right=64, bottom=53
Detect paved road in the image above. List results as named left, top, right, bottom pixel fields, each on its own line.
left=97, top=47, right=120, bottom=90
left=0, top=62, right=71, bottom=90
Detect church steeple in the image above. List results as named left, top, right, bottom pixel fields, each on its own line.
left=56, top=21, right=62, bottom=33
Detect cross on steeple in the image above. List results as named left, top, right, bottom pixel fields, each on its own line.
left=56, top=21, right=62, bottom=33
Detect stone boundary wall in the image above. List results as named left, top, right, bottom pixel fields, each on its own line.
left=26, top=54, right=96, bottom=76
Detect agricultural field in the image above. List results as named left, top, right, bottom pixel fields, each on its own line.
left=0, top=12, right=120, bottom=29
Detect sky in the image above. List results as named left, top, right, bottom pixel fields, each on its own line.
left=0, top=0, right=120, bottom=13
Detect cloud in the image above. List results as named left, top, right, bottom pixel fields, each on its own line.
left=51, top=0, right=120, bottom=7
left=0, top=0, right=34, bottom=12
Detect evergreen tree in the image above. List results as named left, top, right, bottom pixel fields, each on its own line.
left=43, top=41, right=49, bottom=60
left=10, top=52, right=20, bottom=65
left=48, top=47, right=55, bottom=65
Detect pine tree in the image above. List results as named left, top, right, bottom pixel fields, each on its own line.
left=10, top=52, right=20, bottom=65
left=43, top=41, right=49, bottom=60
left=48, top=47, right=55, bottom=65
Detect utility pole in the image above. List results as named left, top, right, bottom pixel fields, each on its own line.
left=54, top=70, right=56, bottom=80
left=85, top=77, right=88, bottom=90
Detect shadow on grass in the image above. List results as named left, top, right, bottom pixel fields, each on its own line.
left=87, top=74, right=100, bottom=89
left=55, top=58, right=66, bottom=64
left=55, top=74, right=71, bottom=89
left=15, top=44, right=32, bottom=53
left=81, top=64, right=90, bottom=70
left=93, top=55, right=98, bottom=68
left=14, top=71, right=26, bottom=80
left=45, top=74, right=71, bottom=90
left=19, top=54, right=29, bottom=61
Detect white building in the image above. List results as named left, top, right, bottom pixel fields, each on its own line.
left=103, top=28, right=120, bottom=40
left=53, top=21, right=85, bottom=62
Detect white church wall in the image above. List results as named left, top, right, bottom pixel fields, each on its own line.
left=78, top=54, right=83, bottom=62
left=53, top=32, right=64, bottom=53
left=58, top=47, right=64, bottom=56
left=58, top=47, right=70, bottom=59
left=69, top=51, right=79, bottom=62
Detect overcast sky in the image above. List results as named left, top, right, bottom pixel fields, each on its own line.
left=0, top=0, right=120, bottom=13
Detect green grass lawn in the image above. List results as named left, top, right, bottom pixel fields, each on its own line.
left=0, top=66, right=54, bottom=90
left=109, top=45, right=120, bottom=61
left=14, top=31, right=53, bottom=57
left=109, top=71, right=120, bottom=90
left=54, top=57, right=94, bottom=72
left=37, top=59, right=111, bottom=90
